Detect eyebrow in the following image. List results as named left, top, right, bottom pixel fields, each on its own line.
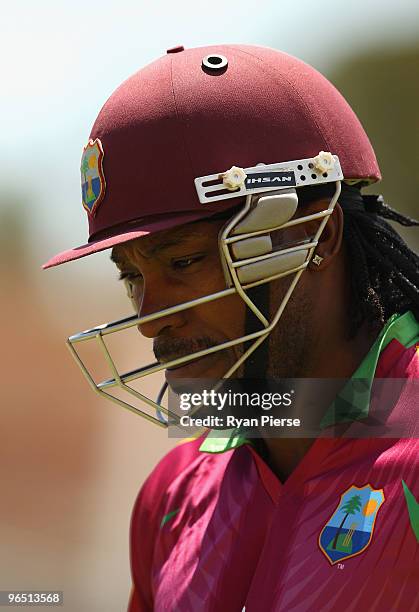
left=110, top=229, right=207, bottom=264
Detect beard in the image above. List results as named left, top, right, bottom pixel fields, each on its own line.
left=267, top=277, right=315, bottom=379
left=153, top=335, right=216, bottom=364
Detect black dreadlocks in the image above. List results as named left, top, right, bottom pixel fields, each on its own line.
left=339, top=186, right=419, bottom=337
left=205, top=183, right=419, bottom=338
left=298, top=182, right=419, bottom=335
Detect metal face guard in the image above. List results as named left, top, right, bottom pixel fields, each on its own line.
left=67, top=155, right=343, bottom=427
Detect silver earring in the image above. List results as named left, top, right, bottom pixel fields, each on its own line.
left=312, top=254, right=324, bottom=266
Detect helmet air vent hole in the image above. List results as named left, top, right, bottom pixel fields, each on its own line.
left=202, top=54, right=228, bottom=72
left=300, top=175, right=306, bottom=181
left=297, top=164, right=303, bottom=171
left=311, top=174, right=317, bottom=179
left=202, top=177, right=221, bottom=187
left=323, top=172, right=328, bottom=177
left=308, top=163, right=314, bottom=169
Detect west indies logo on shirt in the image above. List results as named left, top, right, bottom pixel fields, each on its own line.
left=81, top=138, right=106, bottom=217
left=318, top=484, right=385, bottom=565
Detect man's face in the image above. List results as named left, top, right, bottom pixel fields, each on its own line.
left=111, top=220, right=246, bottom=384
left=112, top=209, right=319, bottom=384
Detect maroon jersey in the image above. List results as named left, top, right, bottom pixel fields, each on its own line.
left=129, top=312, right=419, bottom=611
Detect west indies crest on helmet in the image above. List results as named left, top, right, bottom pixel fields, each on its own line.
left=81, top=138, right=106, bottom=217
left=43, top=44, right=380, bottom=269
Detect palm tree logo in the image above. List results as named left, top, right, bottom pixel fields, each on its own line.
left=328, top=494, right=362, bottom=552
left=80, top=139, right=106, bottom=217
left=82, top=153, right=98, bottom=206
left=319, top=484, right=385, bottom=565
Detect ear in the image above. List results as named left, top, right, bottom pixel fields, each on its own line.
left=297, top=199, right=344, bottom=271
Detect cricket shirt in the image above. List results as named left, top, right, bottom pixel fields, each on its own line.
left=128, top=312, right=419, bottom=612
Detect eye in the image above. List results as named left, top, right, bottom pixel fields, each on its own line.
left=118, top=271, right=143, bottom=283
left=118, top=271, right=143, bottom=299
left=172, top=255, right=205, bottom=270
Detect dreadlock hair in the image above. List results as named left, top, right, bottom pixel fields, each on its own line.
left=299, top=183, right=419, bottom=337
left=202, top=183, right=419, bottom=337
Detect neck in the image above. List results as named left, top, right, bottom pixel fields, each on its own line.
left=303, top=320, right=380, bottom=379
left=260, top=321, right=381, bottom=482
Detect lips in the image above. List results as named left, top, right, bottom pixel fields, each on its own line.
left=165, top=354, right=209, bottom=371
left=154, top=336, right=217, bottom=366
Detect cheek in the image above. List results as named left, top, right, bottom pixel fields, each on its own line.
left=195, top=293, right=246, bottom=340
left=197, top=254, right=228, bottom=293
left=190, top=254, right=252, bottom=339
left=269, top=272, right=305, bottom=317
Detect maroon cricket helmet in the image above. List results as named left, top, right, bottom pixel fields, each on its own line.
left=43, top=44, right=380, bottom=269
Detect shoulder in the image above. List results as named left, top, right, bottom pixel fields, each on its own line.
left=375, top=337, right=418, bottom=380
left=132, top=435, right=206, bottom=516
left=129, top=435, right=214, bottom=610
left=129, top=433, right=234, bottom=609
left=130, top=433, right=231, bottom=536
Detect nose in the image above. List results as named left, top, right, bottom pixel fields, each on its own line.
left=134, top=277, right=187, bottom=339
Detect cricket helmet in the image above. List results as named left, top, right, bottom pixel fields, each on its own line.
left=43, top=44, right=380, bottom=426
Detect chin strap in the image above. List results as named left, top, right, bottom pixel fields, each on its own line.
left=243, top=284, right=271, bottom=379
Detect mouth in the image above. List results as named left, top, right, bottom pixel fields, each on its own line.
left=154, top=336, right=217, bottom=368
left=166, top=355, right=208, bottom=372
left=155, top=337, right=238, bottom=381
left=163, top=352, right=222, bottom=383
left=163, top=353, right=210, bottom=371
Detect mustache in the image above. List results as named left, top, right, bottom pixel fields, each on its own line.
left=153, top=336, right=217, bottom=363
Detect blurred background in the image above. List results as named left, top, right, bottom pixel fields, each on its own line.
left=1, top=1, right=418, bottom=610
